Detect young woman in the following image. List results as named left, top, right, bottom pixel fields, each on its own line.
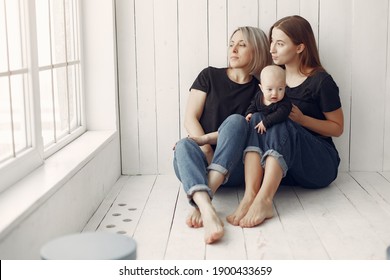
left=173, top=26, right=272, bottom=244
left=227, top=15, right=344, bottom=228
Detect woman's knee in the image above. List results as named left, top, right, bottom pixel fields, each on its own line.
left=174, top=137, right=195, bottom=153
left=248, top=112, right=263, bottom=126
left=219, top=114, right=248, bottom=134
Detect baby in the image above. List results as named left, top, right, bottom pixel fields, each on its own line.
left=245, top=65, right=292, bottom=134
left=188, top=65, right=291, bottom=146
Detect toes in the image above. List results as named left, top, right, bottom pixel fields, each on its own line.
left=186, top=209, right=203, bottom=228
left=226, top=215, right=233, bottom=224
left=187, top=217, right=202, bottom=228
left=205, top=229, right=224, bottom=244
left=206, top=234, right=222, bottom=244
left=228, top=215, right=239, bottom=226
left=227, top=216, right=237, bottom=226
left=227, top=212, right=243, bottom=226
left=186, top=218, right=195, bottom=228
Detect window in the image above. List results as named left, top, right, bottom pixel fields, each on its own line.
left=36, top=0, right=83, bottom=155
left=0, top=0, right=30, bottom=167
left=0, top=0, right=84, bottom=193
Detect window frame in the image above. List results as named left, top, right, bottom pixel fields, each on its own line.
left=0, top=0, right=85, bottom=193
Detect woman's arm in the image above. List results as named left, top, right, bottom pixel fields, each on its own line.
left=184, top=89, right=214, bottom=163
left=189, top=131, right=218, bottom=146
left=289, top=105, right=344, bottom=137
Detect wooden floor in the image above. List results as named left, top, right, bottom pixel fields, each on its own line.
left=83, top=172, right=390, bottom=260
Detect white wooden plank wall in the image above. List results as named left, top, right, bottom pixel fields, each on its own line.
left=116, top=0, right=390, bottom=175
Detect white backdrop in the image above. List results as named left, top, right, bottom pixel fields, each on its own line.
left=115, top=0, right=390, bottom=174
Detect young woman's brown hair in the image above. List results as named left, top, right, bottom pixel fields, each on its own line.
left=269, top=15, right=324, bottom=76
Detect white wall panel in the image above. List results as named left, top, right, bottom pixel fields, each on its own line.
left=277, top=0, right=299, bottom=19
left=258, top=0, right=276, bottom=33
left=118, top=0, right=390, bottom=174
left=319, top=0, right=352, bottom=172
left=116, top=0, right=140, bottom=174
left=83, top=0, right=117, bottom=131
left=228, top=0, right=258, bottom=36
left=178, top=0, right=209, bottom=140
left=154, top=0, right=180, bottom=174
left=384, top=2, right=390, bottom=170
left=209, top=0, right=228, bottom=67
left=350, top=0, right=388, bottom=171
left=134, top=0, right=158, bottom=174
left=300, top=0, right=319, bottom=44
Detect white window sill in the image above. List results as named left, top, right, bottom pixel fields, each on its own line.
left=0, top=130, right=117, bottom=240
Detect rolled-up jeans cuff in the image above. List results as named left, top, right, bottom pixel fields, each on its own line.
left=187, top=184, right=213, bottom=207
left=261, top=149, right=288, bottom=177
left=207, top=163, right=229, bottom=184
left=243, top=146, right=263, bottom=162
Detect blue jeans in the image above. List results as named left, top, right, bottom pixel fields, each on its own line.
left=173, top=114, right=248, bottom=206
left=245, top=113, right=340, bottom=188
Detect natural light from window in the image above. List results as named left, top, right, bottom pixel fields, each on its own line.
left=0, top=0, right=30, bottom=164
left=36, top=0, right=82, bottom=149
left=0, top=0, right=84, bottom=192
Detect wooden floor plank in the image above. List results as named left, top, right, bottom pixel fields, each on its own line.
left=87, top=172, right=389, bottom=260
left=273, top=185, right=329, bottom=259
left=164, top=187, right=206, bottom=259
left=335, top=174, right=390, bottom=259
left=294, top=184, right=353, bottom=259
left=82, top=175, right=130, bottom=232
left=132, top=175, right=180, bottom=259
left=96, top=175, right=157, bottom=236
left=323, top=180, right=386, bottom=259
left=380, top=171, right=390, bottom=182
left=239, top=188, right=294, bottom=260
left=206, top=186, right=247, bottom=260
left=334, top=173, right=390, bottom=257
left=243, top=206, right=294, bottom=259
left=350, top=172, right=390, bottom=215
left=294, top=181, right=385, bottom=259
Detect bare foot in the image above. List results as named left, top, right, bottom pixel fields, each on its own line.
left=186, top=208, right=203, bottom=228
left=239, top=198, right=274, bottom=228
left=190, top=191, right=224, bottom=244
left=201, top=206, right=224, bottom=244
left=226, top=196, right=254, bottom=226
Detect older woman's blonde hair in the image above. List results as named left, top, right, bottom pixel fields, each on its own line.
left=229, top=26, right=272, bottom=78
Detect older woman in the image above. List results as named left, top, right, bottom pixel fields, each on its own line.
left=173, top=26, right=272, bottom=243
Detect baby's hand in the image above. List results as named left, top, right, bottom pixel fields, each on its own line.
left=255, top=121, right=267, bottom=134
left=245, top=113, right=253, bottom=122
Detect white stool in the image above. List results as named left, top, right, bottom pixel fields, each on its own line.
left=40, top=232, right=136, bottom=260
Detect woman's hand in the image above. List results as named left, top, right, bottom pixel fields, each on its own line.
left=289, top=104, right=304, bottom=124
left=188, top=131, right=218, bottom=146
left=289, top=104, right=344, bottom=137
left=188, top=135, right=208, bottom=146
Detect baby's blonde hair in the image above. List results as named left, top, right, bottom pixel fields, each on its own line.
left=260, top=65, right=286, bottom=83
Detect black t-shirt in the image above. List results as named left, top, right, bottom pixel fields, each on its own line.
left=286, top=71, right=341, bottom=145
left=190, top=67, right=259, bottom=134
